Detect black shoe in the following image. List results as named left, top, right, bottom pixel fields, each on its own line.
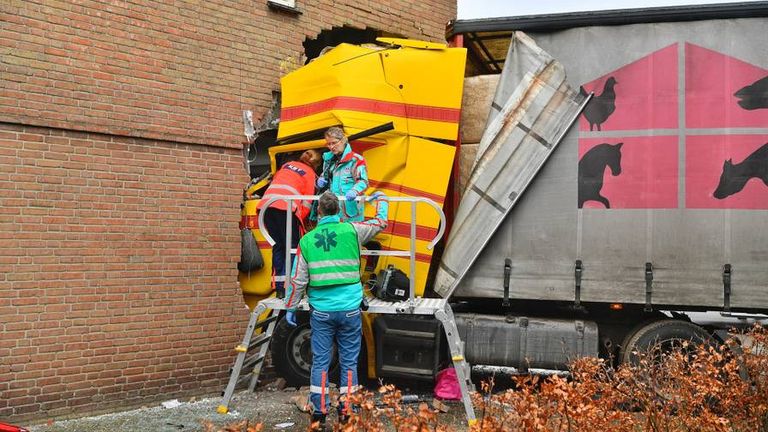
left=338, top=406, right=357, bottom=425
left=310, top=413, right=327, bottom=431
left=338, top=412, right=349, bottom=425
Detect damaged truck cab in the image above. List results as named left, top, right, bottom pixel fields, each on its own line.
left=238, top=3, right=768, bottom=389
left=239, top=38, right=465, bottom=384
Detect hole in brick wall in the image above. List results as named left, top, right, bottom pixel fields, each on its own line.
left=303, top=26, right=400, bottom=62
left=244, top=27, right=405, bottom=180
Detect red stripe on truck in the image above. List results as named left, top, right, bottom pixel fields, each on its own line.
left=281, top=96, right=460, bottom=123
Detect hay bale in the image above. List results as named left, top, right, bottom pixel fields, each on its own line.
left=457, top=142, right=479, bottom=198
left=460, top=74, right=500, bottom=143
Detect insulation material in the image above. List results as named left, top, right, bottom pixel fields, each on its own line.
left=460, top=75, right=500, bottom=143
left=457, top=143, right=479, bottom=197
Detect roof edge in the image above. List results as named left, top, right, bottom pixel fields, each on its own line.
left=447, top=2, right=768, bottom=36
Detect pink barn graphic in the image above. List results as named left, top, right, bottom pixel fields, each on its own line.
left=686, top=43, right=768, bottom=128
left=579, top=44, right=678, bottom=133
left=578, top=43, right=768, bottom=209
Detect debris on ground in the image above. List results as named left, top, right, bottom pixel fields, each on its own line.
left=291, top=390, right=310, bottom=413
left=432, top=398, right=451, bottom=413
left=274, top=378, right=287, bottom=391
left=161, top=399, right=183, bottom=409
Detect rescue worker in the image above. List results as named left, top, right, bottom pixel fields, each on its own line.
left=284, top=190, right=388, bottom=429
left=315, top=127, right=369, bottom=222
left=257, top=149, right=322, bottom=298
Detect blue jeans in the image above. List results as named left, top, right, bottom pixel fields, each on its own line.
left=309, top=308, right=362, bottom=415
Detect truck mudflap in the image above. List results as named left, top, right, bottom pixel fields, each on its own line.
left=435, top=32, right=589, bottom=298
left=454, top=313, right=599, bottom=371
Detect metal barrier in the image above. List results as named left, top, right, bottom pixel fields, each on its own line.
left=256, top=194, right=446, bottom=307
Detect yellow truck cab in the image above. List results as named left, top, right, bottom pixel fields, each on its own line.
left=238, top=38, right=466, bottom=385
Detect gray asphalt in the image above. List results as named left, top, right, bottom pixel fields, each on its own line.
left=23, top=386, right=468, bottom=432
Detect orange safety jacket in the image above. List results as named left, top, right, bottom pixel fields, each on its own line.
left=257, top=161, right=317, bottom=222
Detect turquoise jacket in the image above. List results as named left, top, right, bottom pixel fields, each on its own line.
left=321, top=143, right=368, bottom=222
left=285, top=198, right=388, bottom=312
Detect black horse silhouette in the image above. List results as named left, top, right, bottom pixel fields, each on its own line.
left=713, top=142, right=768, bottom=199
left=578, top=142, right=623, bottom=208
left=734, top=75, right=768, bottom=110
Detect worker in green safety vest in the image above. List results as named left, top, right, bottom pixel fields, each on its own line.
left=284, top=190, right=388, bottom=429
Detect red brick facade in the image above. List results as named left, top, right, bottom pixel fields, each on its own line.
left=0, top=0, right=455, bottom=423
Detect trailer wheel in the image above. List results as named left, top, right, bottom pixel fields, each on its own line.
left=619, top=319, right=711, bottom=366
left=271, top=312, right=339, bottom=387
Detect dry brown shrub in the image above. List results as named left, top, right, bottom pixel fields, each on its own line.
left=336, top=384, right=452, bottom=431
left=214, top=325, right=768, bottom=432
left=467, top=324, right=768, bottom=432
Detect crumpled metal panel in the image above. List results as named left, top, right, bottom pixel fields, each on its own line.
left=435, top=32, right=588, bottom=298
left=278, top=41, right=466, bottom=141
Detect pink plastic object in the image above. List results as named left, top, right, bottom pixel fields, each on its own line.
left=433, top=367, right=462, bottom=400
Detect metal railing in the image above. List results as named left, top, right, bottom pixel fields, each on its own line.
left=256, top=194, right=446, bottom=305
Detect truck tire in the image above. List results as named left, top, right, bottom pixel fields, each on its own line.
left=270, top=312, right=339, bottom=387
left=619, top=319, right=710, bottom=366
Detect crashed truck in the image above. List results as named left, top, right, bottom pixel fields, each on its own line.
left=235, top=3, right=768, bottom=397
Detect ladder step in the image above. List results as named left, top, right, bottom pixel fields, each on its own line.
left=236, top=372, right=263, bottom=390
left=247, top=333, right=272, bottom=350
left=236, top=373, right=252, bottom=387
left=254, top=314, right=279, bottom=330
left=243, top=353, right=266, bottom=370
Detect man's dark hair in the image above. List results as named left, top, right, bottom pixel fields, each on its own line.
left=317, top=191, right=339, bottom=217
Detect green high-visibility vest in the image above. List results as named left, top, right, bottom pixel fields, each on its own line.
left=300, top=221, right=361, bottom=287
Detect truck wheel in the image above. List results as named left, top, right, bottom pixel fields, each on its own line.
left=270, top=312, right=339, bottom=387
left=619, top=319, right=710, bottom=366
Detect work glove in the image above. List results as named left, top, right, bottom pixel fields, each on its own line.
left=345, top=190, right=358, bottom=201
left=316, top=177, right=327, bottom=189
left=367, top=191, right=386, bottom=202
left=285, top=311, right=297, bottom=327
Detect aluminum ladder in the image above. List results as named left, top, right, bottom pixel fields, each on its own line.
left=218, top=194, right=477, bottom=426
left=216, top=303, right=279, bottom=414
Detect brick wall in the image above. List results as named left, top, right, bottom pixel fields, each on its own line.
left=0, top=0, right=456, bottom=423
left=1, top=0, right=456, bottom=148
left=0, top=123, right=247, bottom=420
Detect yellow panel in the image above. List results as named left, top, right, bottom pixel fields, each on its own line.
left=239, top=198, right=274, bottom=297
left=242, top=293, right=271, bottom=311
left=376, top=37, right=447, bottom=50
left=278, top=41, right=466, bottom=142
left=363, top=136, right=456, bottom=296
left=379, top=47, right=466, bottom=131
left=361, top=313, right=376, bottom=379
